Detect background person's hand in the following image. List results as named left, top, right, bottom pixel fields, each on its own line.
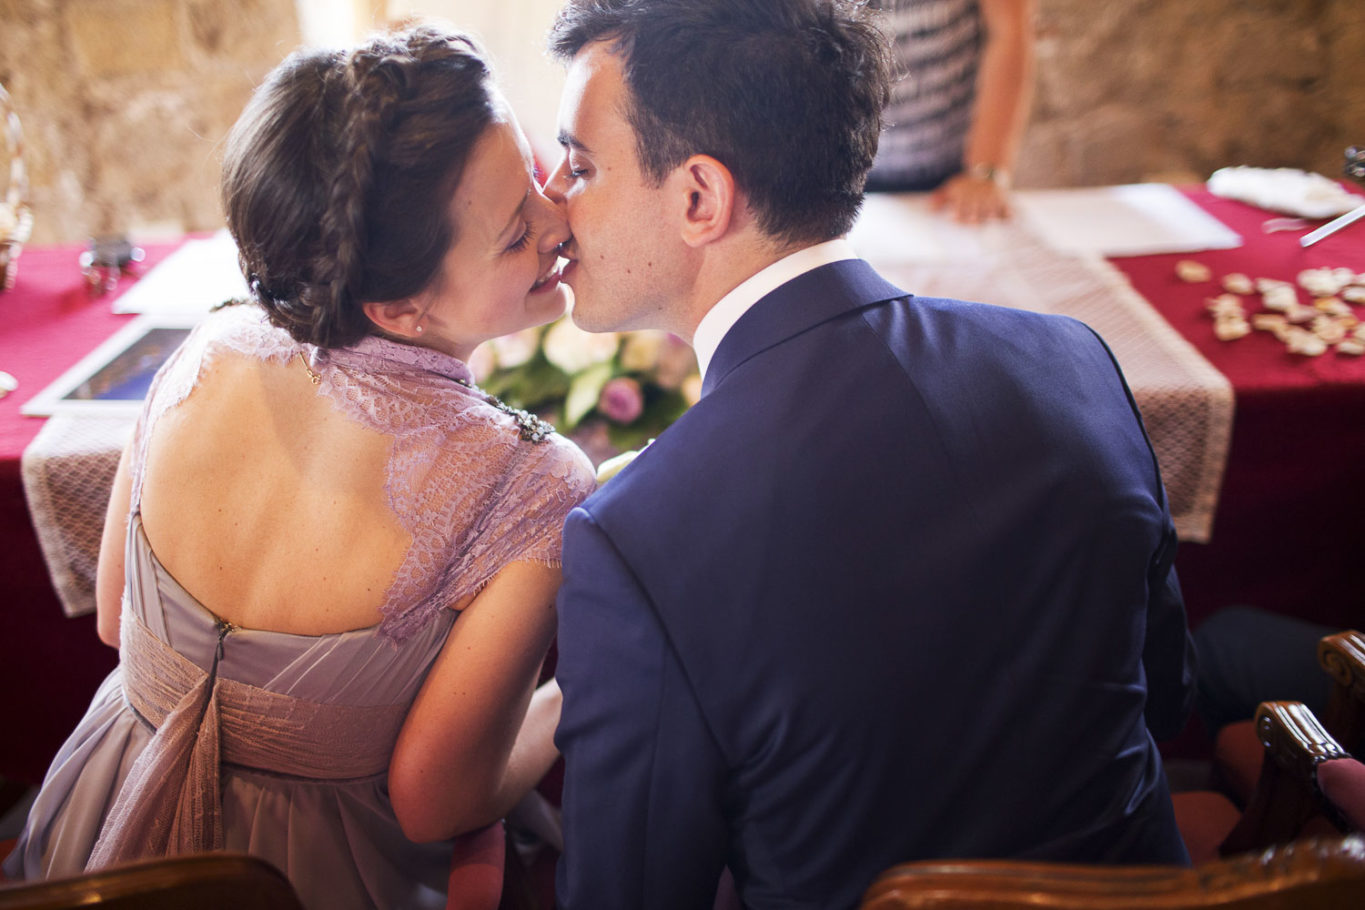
left=930, top=172, right=1012, bottom=224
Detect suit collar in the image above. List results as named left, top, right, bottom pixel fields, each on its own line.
left=694, top=239, right=857, bottom=380
left=700, top=258, right=908, bottom=396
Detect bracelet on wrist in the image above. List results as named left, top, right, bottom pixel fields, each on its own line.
left=965, top=163, right=1011, bottom=189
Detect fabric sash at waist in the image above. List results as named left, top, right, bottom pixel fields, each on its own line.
left=86, top=611, right=407, bottom=870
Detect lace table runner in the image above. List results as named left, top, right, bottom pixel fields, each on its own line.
left=25, top=204, right=1233, bottom=617
left=852, top=196, right=1233, bottom=545
left=22, top=414, right=133, bottom=617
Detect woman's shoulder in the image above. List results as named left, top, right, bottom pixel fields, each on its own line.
left=515, top=430, right=597, bottom=503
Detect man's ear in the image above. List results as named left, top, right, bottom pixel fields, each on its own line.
left=674, top=155, right=736, bottom=248
left=362, top=297, right=425, bottom=340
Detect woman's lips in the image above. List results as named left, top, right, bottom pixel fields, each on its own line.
left=530, top=263, right=562, bottom=294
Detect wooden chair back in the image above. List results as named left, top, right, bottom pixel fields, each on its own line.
left=0, top=853, right=304, bottom=910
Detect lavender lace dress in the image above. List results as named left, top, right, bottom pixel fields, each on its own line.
left=4, top=305, right=595, bottom=909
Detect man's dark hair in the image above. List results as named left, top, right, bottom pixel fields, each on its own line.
left=549, top=0, right=892, bottom=246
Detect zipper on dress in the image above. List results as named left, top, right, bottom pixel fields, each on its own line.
left=212, top=616, right=237, bottom=670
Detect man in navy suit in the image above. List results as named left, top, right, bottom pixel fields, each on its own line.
left=542, top=2, right=1197, bottom=906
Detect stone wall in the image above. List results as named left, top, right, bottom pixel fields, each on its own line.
left=0, top=0, right=300, bottom=245
left=1020, top=0, right=1365, bottom=188
left=1, top=0, right=1362, bottom=246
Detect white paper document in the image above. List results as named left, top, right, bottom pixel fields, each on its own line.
left=848, top=192, right=1015, bottom=264
left=1011, top=184, right=1243, bottom=257
left=112, top=229, right=250, bottom=315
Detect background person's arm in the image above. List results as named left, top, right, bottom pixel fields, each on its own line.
left=932, top=0, right=1037, bottom=222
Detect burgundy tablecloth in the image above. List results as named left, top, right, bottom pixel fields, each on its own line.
left=1109, top=189, right=1365, bottom=631
left=3, top=201, right=1363, bottom=781
left=0, top=240, right=181, bottom=784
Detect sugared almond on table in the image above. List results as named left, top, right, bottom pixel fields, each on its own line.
left=1261, top=286, right=1299, bottom=312
left=1221, top=273, right=1255, bottom=295
left=1337, top=338, right=1365, bottom=356
left=1205, top=294, right=1244, bottom=318
left=1312, top=316, right=1348, bottom=344
left=1315, top=296, right=1352, bottom=317
left=1298, top=267, right=1357, bottom=298
left=1176, top=260, right=1212, bottom=282
left=1214, top=318, right=1251, bottom=341
left=1284, top=328, right=1328, bottom=356
left=1286, top=305, right=1318, bottom=324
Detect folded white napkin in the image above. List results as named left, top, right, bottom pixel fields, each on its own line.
left=1207, top=166, right=1364, bottom=219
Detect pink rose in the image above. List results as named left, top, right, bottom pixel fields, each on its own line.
left=597, top=376, right=644, bottom=424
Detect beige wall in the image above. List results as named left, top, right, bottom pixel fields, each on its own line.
left=387, top=0, right=566, bottom=160
left=1020, top=0, right=1365, bottom=188
left=1, top=0, right=1362, bottom=245
left=0, top=0, right=301, bottom=244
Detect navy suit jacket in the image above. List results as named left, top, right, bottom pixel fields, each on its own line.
left=554, top=259, right=1197, bottom=909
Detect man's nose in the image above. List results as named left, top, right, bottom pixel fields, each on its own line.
left=542, top=159, right=569, bottom=203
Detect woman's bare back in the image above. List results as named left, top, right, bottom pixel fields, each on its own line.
left=139, top=350, right=418, bottom=635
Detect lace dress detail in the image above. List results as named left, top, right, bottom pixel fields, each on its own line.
left=127, top=304, right=596, bottom=641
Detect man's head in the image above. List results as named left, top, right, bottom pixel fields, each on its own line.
left=545, top=0, right=891, bottom=334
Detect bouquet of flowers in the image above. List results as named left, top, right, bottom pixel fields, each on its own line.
left=469, top=316, right=701, bottom=458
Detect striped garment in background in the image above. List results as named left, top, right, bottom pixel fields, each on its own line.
left=866, top=0, right=981, bottom=192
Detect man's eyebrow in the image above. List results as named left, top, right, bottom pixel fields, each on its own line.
left=557, top=130, right=592, bottom=155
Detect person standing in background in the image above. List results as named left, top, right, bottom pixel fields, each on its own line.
left=866, top=0, right=1036, bottom=223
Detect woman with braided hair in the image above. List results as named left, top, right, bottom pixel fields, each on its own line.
left=4, top=24, right=594, bottom=909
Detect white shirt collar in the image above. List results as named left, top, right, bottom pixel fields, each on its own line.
left=692, top=238, right=857, bottom=381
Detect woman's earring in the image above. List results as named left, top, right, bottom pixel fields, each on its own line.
left=416, top=323, right=425, bottom=335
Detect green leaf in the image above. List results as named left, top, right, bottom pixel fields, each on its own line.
left=563, top=361, right=614, bottom=429
left=483, top=357, right=571, bottom=410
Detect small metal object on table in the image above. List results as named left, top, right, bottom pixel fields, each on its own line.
left=80, top=234, right=146, bottom=294
left=1301, top=146, right=1365, bottom=248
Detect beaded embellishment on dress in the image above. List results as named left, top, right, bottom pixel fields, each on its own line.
left=452, top=377, right=554, bottom=443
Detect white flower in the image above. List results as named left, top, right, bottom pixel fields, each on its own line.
left=543, top=317, right=619, bottom=374
left=619, top=331, right=666, bottom=372
left=654, top=335, right=698, bottom=390
left=489, top=326, right=542, bottom=369
left=682, top=373, right=703, bottom=405
left=595, top=441, right=652, bottom=485
left=466, top=344, right=496, bottom=382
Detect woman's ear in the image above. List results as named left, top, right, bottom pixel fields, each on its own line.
left=674, top=154, right=736, bottom=248
left=362, top=298, right=426, bottom=340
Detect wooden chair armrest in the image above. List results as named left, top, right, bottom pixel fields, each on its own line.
left=1319, top=631, right=1365, bottom=748
left=1220, top=701, right=1351, bottom=856
left=860, top=836, right=1365, bottom=909
left=1258, top=700, right=1352, bottom=776
left=1318, top=631, right=1365, bottom=693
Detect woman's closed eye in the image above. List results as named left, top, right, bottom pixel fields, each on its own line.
left=507, top=224, right=535, bottom=252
